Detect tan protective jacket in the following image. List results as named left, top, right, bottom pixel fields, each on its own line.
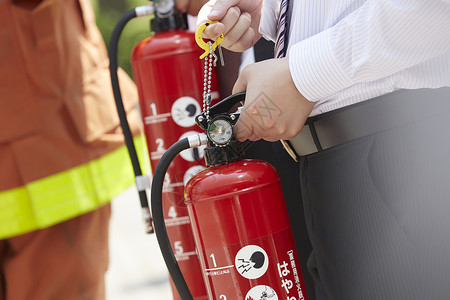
left=0, top=0, right=143, bottom=238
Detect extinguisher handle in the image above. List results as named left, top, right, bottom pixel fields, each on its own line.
left=196, top=91, right=246, bottom=129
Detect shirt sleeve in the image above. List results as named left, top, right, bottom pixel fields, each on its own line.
left=289, top=0, right=450, bottom=102
left=259, top=0, right=281, bottom=42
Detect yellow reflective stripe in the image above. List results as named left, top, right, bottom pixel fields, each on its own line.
left=0, top=135, right=148, bottom=239
left=0, top=188, right=37, bottom=240
left=28, top=164, right=100, bottom=228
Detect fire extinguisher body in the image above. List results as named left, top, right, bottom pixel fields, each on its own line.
left=132, top=30, right=220, bottom=166
left=132, top=30, right=219, bottom=300
left=185, top=160, right=308, bottom=300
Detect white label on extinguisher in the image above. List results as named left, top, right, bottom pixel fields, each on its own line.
left=164, top=216, right=190, bottom=227
left=281, top=250, right=306, bottom=300
left=245, top=285, right=278, bottom=300
left=204, top=266, right=233, bottom=276
left=202, top=229, right=307, bottom=299
left=144, top=112, right=171, bottom=125
left=183, top=165, right=206, bottom=186
left=171, top=96, right=201, bottom=127
left=235, top=245, right=269, bottom=279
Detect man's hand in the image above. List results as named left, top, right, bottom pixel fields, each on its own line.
left=233, top=58, right=315, bottom=142
left=197, top=0, right=263, bottom=52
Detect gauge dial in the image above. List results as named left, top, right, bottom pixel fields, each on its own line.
left=207, top=117, right=233, bottom=146
left=155, top=0, right=174, bottom=16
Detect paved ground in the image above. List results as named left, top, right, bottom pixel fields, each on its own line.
left=106, top=186, right=174, bottom=300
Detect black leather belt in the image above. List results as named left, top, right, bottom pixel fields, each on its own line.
left=282, top=87, right=450, bottom=161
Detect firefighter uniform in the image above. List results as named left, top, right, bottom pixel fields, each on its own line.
left=0, top=0, right=143, bottom=298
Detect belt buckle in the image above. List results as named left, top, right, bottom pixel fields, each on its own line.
left=280, top=140, right=299, bottom=162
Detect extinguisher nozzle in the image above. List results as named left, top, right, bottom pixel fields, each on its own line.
left=187, top=132, right=208, bottom=148
left=135, top=5, right=155, bottom=17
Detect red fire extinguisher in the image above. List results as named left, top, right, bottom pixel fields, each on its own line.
left=151, top=93, right=309, bottom=300
left=108, top=1, right=219, bottom=299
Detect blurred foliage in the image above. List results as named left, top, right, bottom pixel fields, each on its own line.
left=91, top=0, right=153, bottom=77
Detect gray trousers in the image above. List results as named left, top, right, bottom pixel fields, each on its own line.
left=299, top=104, right=450, bottom=299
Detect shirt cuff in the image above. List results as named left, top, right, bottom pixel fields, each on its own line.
left=288, top=29, right=354, bottom=102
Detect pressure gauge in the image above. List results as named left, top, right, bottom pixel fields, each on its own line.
left=207, top=116, right=234, bottom=147
left=155, top=0, right=175, bottom=16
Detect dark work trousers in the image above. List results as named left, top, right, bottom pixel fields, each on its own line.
left=242, top=38, right=317, bottom=300
left=299, top=103, right=450, bottom=299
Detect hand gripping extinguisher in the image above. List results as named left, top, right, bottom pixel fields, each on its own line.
left=151, top=93, right=309, bottom=300
left=109, top=1, right=219, bottom=299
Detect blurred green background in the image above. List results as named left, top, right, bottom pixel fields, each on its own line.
left=91, top=0, right=152, bottom=77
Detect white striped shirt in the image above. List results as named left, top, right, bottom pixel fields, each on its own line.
left=260, top=0, right=450, bottom=116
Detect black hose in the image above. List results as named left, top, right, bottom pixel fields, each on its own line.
left=151, top=138, right=193, bottom=300
left=110, top=8, right=194, bottom=299
left=108, top=9, right=152, bottom=230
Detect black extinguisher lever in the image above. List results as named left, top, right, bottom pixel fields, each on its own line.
left=195, top=92, right=246, bottom=130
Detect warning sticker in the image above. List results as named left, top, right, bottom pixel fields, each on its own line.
left=201, top=229, right=307, bottom=300
left=183, top=165, right=206, bottom=186
left=235, top=245, right=269, bottom=279
left=245, top=285, right=278, bottom=300
left=171, top=96, right=201, bottom=127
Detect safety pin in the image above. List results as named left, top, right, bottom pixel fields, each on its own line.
left=195, top=21, right=224, bottom=60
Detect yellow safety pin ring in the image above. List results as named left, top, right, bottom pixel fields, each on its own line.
left=195, top=21, right=224, bottom=59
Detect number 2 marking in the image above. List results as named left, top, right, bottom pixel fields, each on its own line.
left=156, top=138, right=165, bottom=152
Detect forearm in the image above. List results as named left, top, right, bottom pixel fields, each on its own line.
left=289, top=0, right=450, bottom=101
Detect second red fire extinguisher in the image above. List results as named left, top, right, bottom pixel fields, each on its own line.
left=151, top=93, right=309, bottom=300
left=131, top=4, right=220, bottom=299
left=109, top=1, right=219, bottom=299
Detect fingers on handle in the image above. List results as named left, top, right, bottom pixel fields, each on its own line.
left=221, top=12, right=252, bottom=49
left=234, top=117, right=253, bottom=142
left=232, top=70, right=251, bottom=141
left=232, top=67, right=248, bottom=95
left=202, top=23, right=225, bottom=40
left=208, top=0, right=240, bottom=20
left=226, top=28, right=255, bottom=52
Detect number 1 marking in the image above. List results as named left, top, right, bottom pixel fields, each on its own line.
left=150, top=103, right=157, bottom=116
left=210, top=253, right=217, bottom=268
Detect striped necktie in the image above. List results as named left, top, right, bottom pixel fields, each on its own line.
left=274, top=0, right=289, bottom=58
